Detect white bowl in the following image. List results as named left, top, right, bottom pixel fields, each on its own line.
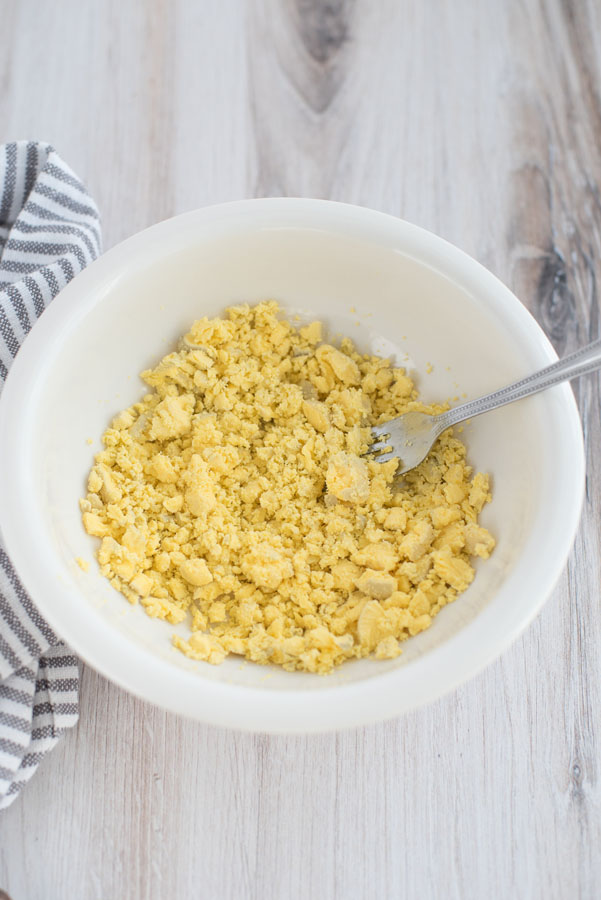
left=0, top=199, right=585, bottom=732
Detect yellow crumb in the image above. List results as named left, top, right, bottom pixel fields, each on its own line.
left=86, top=437, right=93, bottom=445
left=81, top=302, right=494, bottom=674
left=76, top=557, right=90, bottom=572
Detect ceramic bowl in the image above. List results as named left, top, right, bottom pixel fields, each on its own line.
left=0, top=199, right=585, bottom=732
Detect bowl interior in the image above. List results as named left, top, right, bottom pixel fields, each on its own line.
left=0, top=202, right=583, bottom=728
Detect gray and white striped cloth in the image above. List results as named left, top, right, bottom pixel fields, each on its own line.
left=0, top=141, right=101, bottom=809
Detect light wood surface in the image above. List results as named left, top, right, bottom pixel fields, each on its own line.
left=1, top=1, right=601, bottom=897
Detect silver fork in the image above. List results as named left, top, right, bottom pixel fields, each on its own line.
left=368, top=338, right=601, bottom=474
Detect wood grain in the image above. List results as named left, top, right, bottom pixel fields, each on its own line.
left=1, top=0, right=601, bottom=898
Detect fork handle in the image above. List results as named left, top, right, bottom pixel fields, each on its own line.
left=435, top=338, right=601, bottom=430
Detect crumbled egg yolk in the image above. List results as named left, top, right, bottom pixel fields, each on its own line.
left=81, top=302, right=494, bottom=673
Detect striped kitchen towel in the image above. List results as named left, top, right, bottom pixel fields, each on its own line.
left=0, top=141, right=101, bottom=809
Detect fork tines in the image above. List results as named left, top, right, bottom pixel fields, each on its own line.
left=367, top=426, right=397, bottom=462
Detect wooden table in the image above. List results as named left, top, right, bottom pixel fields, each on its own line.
left=1, top=1, right=600, bottom=897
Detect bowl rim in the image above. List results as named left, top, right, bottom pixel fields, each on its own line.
left=0, top=198, right=585, bottom=732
